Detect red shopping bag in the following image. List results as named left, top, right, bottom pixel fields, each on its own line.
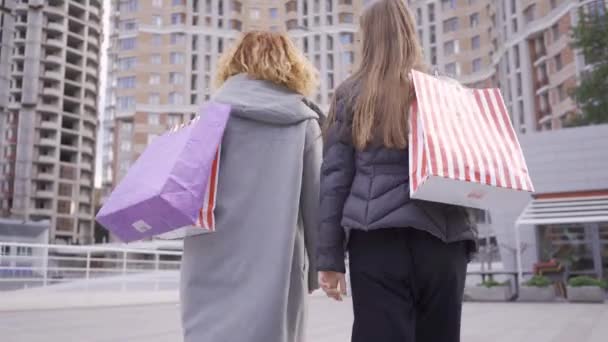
left=409, top=70, right=534, bottom=210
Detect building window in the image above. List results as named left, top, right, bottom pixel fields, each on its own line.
left=514, top=45, right=520, bottom=68
left=117, top=96, right=135, bottom=110
left=149, top=93, right=160, bottom=105
left=120, top=19, right=138, bottom=31
left=472, top=58, right=482, bottom=72
left=340, top=33, right=354, bottom=45
left=430, top=25, right=436, bottom=43
left=471, top=35, right=480, bottom=50
left=444, top=40, right=458, bottom=55
left=117, top=76, right=136, bottom=89
left=550, top=0, right=557, bottom=9
left=339, top=13, right=354, bottom=24
left=171, top=33, right=185, bottom=45
left=250, top=8, right=260, bottom=20
left=170, top=52, right=185, bottom=64
left=169, top=72, right=184, bottom=85
left=443, top=17, right=459, bottom=33
left=342, top=51, right=354, bottom=65
left=118, top=57, right=137, bottom=71
left=169, top=92, right=184, bottom=104
left=470, top=13, right=479, bottom=28
left=524, top=4, right=536, bottom=24
left=119, top=38, right=136, bottom=51
left=428, top=3, right=435, bottom=22
left=441, top=0, right=456, bottom=10
left=119, top=0, right=138, bottom=13
left=120, top=140, right=131, bottom=152
left=552, top=24, right=560, bottom=41
left=149, top=73, right=161, bottom=85
left=171, top=13, right=185, bottom=25
left=557, top=83, right=567, bottom=101
left=554, top=53, right=563, bottom=71
left=150, top=54, right=162, bottom=64
left=148, top=113, right=160, bottom=125
left=269, top=8, right=278, bottom=19
left=445, top=62, right=459, bottom=76
left=152, top=15, right=162, bottom=27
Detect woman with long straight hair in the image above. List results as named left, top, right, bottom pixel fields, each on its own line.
left=181, top=31, right=322, bottom=342
left=317, top=1, right=477, bottom=342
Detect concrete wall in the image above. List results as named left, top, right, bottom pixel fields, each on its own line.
left=491, top=124, right=608, bottom=272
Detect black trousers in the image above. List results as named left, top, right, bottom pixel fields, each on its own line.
left=348, top=228, right=468, bottom=342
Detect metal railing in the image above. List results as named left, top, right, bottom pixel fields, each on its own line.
left=0, top=242, right=183, bottom=292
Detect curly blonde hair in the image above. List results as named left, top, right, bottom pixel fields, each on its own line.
left=215, top=31, right=318, bottom=96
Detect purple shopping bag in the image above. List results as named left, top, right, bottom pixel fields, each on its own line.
left=96, top=102, right=231, bottom=242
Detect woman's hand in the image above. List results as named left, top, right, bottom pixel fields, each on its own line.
left=318, top=271, right=347, bottom=301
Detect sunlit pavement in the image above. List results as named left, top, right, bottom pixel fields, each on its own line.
left=1, top=296, right=608, bottom=342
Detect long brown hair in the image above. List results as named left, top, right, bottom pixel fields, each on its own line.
left=215, top=31, right=318, bottom=96
left=330, top=0, right=425, bottom=149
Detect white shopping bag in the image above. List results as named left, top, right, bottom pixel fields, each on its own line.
left=409, top=70, right=534, bottom=210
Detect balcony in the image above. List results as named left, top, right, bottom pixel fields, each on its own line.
left=46, top=22, right=65, bottom=32
left=79, top=194, right=91, bottom=203
left=34, top=171, right=55, bottom=181
left=80, top=178, right=92, bottom=186
left=89, top=6, right=100, bottom=18
left=37, top=154, right=57, bottom=163
left=43, top=70, right=62, bottom=80
left=87, top=51, right=99, bottom=63
left=41, top=87, right=62, bottom=98
left=46, top=38, right=64, bottom=49
left=86, top=65, right=97, bottom=76
left=82, top=128, right=95, bottom=139
left=87, top=35, right=98, bottom=46
left=35, top=190, right=55, bottom=198
left=38, top=137, right=57, bottom=146
left=39, top=119, right=59, bottom=129
left=82, top=145, right=94, bottom=155
left=81, top=162, right=92, bottom=172
left=39, top=102, right=60, bottom=113
left=84, top=97, right=96, bottom=108
left=44, top=55, right=63, bottom=65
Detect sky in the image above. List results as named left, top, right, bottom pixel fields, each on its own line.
left=94, top=0, right=111, bottom=188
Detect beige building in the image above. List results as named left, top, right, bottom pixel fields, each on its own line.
left=410, top=0, right=606, bottom=133
left=103, top=0, right=363, bottom=189
left=0, top=0, right=102, bottom=244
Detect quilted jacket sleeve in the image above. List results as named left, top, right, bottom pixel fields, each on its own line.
left=316, top=95, right=355, bottom=273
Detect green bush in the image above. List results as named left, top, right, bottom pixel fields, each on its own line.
left=568, top=276, right=608, bottom=289
left=478, top=279, right=508, bottom=288
left=524, top=275, right=552, bottom=288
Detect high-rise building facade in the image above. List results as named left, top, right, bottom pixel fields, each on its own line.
left=0, top=0, right=102, bottom=244
left=410, top=0, right=606, bottom=133
left=103, top=0, right=363, bottom=189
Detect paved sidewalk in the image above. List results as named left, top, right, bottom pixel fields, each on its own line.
left=1, top=298, right=608, bottom=342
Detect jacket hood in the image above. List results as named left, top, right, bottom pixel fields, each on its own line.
left=212, top=74, right=318, bottom=125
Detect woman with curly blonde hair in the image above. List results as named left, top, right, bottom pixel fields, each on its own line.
left=180, top=31, right=322, bottom=342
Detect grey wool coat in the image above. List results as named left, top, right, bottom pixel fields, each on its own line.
left=180, top=74, right=322, bottom=342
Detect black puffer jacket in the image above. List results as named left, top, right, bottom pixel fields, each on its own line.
left=317, top=83, right=478, bottom=273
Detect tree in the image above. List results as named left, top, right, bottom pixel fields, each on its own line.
left=569, top=5, right=608, bottom=126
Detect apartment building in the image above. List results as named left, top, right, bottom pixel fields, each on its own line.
left=0, top=0, right=102, bottom=244
left=103, top=0, right=364, bottom=190
left=410, top=0, right=606, bottom=133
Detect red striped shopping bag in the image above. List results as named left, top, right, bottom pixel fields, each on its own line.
left=409, top=70, right=534, bottom=210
